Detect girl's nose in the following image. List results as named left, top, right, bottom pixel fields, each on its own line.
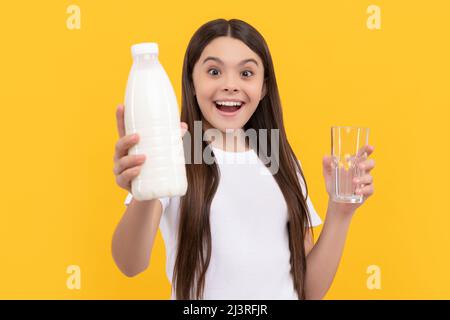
left=223, top=83, right=240, bottom=92
left=222, top=76, right=240, bottom=92
left=224, top=88, right=239, bottom=92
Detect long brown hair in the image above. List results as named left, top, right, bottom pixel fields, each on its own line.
left=174, top=18, right=314, bottom=299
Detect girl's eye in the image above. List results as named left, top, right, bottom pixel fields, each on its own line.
left=241, top=70, right=254, bottom=78
left=208, top=68, right=220, bottom=76
left=207, top=68, right=254, bottom=78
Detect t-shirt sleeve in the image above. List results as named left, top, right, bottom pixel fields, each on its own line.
left=296, top=159, right=323, bottom=228
left=305, top=192, right=322, bottom=228
left=124, top=192, right=170, bottom=213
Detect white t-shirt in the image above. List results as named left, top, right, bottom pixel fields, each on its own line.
left=124, top=145, right=322, bottom=300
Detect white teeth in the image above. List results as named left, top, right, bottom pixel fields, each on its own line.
left=215, top=101, right=243, bottom=107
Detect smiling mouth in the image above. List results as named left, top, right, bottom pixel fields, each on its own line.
left=214, top=101, right=246, bottom=113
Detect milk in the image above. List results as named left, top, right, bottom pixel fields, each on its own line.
left=124, top=42, right=187, bottom=201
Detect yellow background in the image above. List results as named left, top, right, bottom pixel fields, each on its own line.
left=1, top=0, right=449, bottom=299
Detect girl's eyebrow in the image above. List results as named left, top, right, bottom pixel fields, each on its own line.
left=202, top=56, right=259, bottom=67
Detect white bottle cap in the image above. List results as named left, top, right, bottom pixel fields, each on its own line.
left=131, top=42, right=159, bottom=57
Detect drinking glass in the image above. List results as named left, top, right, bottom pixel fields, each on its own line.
left=331, top=126, right=370, bottom=203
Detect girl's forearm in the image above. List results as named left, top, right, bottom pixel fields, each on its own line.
left=112, top=198, right=162, bottom=277
left=304, top=201, right=354, bottom=300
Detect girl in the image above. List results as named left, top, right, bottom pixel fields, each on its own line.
left=112, top=19, right=376, bottom=300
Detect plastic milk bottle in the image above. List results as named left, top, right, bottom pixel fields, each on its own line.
left=124, top=42, right=187, bottom=201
